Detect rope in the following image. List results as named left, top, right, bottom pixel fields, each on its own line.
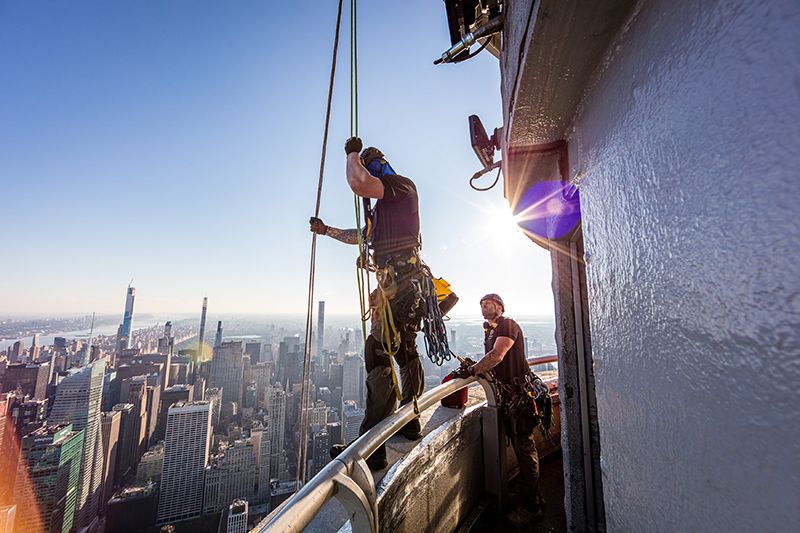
left=297, top=0, right=344, bottom=489
left=351, top=0, right=371, bottom=344
left=420, top=273, right=452, bottom=365
left=376, top=283, right=402, bottom=401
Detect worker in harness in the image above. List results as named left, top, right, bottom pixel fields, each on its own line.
left=310, top=137, right=425, bottom=470
left=462, top=294, right=549, bottom=526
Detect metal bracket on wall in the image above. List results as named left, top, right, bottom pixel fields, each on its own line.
left=332, top=471, right=376, bottom=533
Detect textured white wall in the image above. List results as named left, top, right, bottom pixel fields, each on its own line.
left=569, top=0, right=800, bottom=530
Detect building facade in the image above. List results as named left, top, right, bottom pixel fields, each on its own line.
left=47, top=359, right=106, bottom=528
left=210, top=341, right=245, bottom=406
left=12, top=424, right=84, bottom=533
left=157, top=401, right=212, bottom=524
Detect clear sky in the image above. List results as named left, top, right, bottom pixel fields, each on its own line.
left=0, top=0, right=554, bottom=318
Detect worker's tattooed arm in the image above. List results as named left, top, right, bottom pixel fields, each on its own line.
left=325, top=226, right=360, bottom=245
left=471, top=336, right=515, bottom=375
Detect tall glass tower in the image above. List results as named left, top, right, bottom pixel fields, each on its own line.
left=47, top=359, right=106, bottom=529
left=119, top=285, right=135, bottom=349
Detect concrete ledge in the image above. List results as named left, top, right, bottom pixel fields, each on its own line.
left=376, top=402, right=485, bottom=532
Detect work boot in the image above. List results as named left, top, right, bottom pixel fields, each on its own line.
left=332, top=443, right=387, bottom=470
left=399, top=418, right=422, bottom=441
left=505, top=505, right=543, bottom=527
left=329, top=444, right=347, bottom=460
left=366, top=455, right=388, bottom=470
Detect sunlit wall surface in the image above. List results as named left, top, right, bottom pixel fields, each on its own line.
left=570, top=0, right=800, bottom=530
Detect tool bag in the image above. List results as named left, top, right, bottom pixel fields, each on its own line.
left=502, top=373, right=553, bottom=437
left=440, top=371, right=469, bottom=408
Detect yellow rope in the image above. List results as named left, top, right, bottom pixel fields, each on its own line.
left=378, top=284, right=402, bottom=401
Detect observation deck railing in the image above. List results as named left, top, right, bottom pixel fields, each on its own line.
left=255, top=355, right=558, bottom=533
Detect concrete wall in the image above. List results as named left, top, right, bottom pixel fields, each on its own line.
left=568, top=0, right=800, bottom=530
left=377, top=406, right=484, bottom=533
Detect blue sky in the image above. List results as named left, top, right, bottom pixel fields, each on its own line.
left=0, top=0, right=553, bottom=318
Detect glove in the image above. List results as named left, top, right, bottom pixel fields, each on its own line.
left=452, top=366, right=471, bottom=379
left=344, top=136, right=362, bottom=155
left=309, top=217, right=328, bottom=235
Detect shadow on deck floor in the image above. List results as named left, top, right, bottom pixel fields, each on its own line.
left=468, top=453, right=566, bottom=533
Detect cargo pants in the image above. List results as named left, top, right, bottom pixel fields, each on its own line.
left=359, top=334, right=424, bottom=463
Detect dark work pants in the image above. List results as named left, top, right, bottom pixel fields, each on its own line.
left=361, top=334, right=424, bottom=461
left=510, top=430, right=543, bottom=511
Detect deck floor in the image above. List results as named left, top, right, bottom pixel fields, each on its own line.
left=469, top=453, right=567, bottom=533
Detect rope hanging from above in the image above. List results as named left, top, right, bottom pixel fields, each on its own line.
left=297, top=0, right=345, bottom=488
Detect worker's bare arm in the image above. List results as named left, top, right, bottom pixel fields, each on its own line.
left=325, top=227, right=360, bottom=245
left=346, top=153, right=385, bottom=199
left=472, top=336, right=515, bottom=375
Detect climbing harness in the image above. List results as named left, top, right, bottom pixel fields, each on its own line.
left=498, top=372, right=553, bottom=439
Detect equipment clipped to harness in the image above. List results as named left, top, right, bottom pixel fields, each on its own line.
left=414, top=262, right=460, bottom=366
left=500, top=372, right=554, bottom=438
left=433, top=277, right=459, bottom=316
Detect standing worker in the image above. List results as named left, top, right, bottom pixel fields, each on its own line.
left=463, top=294, right=548, bottom=526
left=310, top=137, right=425, bottom=470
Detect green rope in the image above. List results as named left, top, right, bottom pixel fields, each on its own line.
left=351, top=0, right=369, bottom=344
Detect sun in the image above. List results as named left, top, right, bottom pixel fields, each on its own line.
left=485, top=205, right=524, bottom=245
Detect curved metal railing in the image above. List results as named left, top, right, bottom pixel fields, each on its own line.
left=255, top=354, right=558, bottom=533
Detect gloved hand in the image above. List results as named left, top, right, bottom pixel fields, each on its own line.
left=452, top=366, right=472, bottom=379
left=345, top=136, right=363, bottom=155
left=453, top=357, right=477, bottom=379
left=309, top=217, right=328, bottom=235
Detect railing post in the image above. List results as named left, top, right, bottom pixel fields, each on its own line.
left=347, top=457, right=378, bottom=532
left=478, top=378, right=510, bottom=513
left=332, top=472, right=376, bottom=533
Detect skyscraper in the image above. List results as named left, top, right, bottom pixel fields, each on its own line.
left=266, top=384, right=287, bottom=479
left=342, top=354, right=365, bottom=407
left=317, top=301, right=325, bottom=360
left=342, top=401, right=365, bottom=445
left=156, top=384, right=194, bottom=439
left=1, top=363, right=49, bottom=400
left=214, top=321, right=223, bottom=348
left=210, top=341, right=244, bottom=406
left=13, top=424, right=84, bottom=533
left=157, top=322, right=174, bottom=390
left=157, top=401, right=212, bottom=524
left=203, top=440, right=256, bottom=513
left=250, top=424, right=271, bottom=504
left=197, top=297, right=208, bottom=363
left=204, top=387, right=223, bottom=428
left=99, top=410, right=121, bottom=512
left=30, top=334, right=40, bottom=362
left=111, top=403, right=136, bottom=483
left=118, top=285, right=136, bottom=352
left=244, top=342, right=262, bottom=365
left=225, top=499, right=248, bottom=533
left=8, top=341, right=23, bottom=364
left=310, top=429, right=331, bottom=478
left=0, top=392, right=24, bottom=505
left=47, top=359, right=106, bottom=528
left=136, top=443, right=164, bottom=484
left=122, top=376, right=149, bottom=459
